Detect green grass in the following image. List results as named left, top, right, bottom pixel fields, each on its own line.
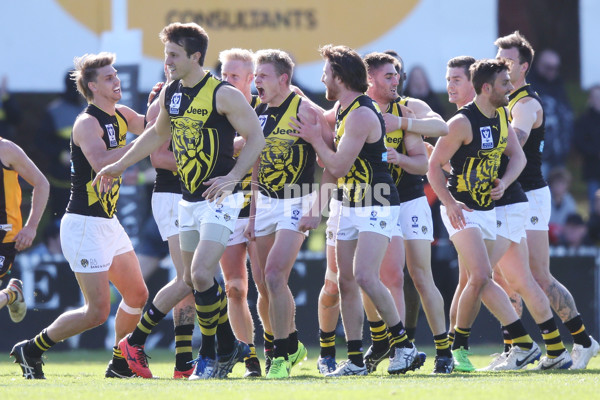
left=1, top=346, right=598, bottom=400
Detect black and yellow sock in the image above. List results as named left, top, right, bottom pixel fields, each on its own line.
left=319, top=329, right=336, bottom=358
left=26, top=329, right=56, bottom=358
left=502, top=326, right=512, bottom=353
left=505, top=320, right=533, bottom=350
left=215, top=286, right=236, bottom=356
left=452, top=327, right=470, bottom=350
left=368, top=319, right=389, bottom=353
left=194, top=281, right=222, bottom=359
left=128, top=304, right=166, bottom=346
left=264, top=331, right=274, bottom=354
left=347, top=340, right=364, bottom=367
left=288, top=330, right=299, bottom=355
left=448, top=331, right=455, bottom=347
left=538, top=318, right=566, bottom=358
left=564, top=315, right=592, bottom=347
left=434, top=332, right=452, bottom=357
left=112, top=346, right=129, bottom=370
left=273, top=338, right=289, bottom=359
left=174, top=324, right=194, bottom=370
left=2, top=288, right=16, bottom=304
left=388, top=321, right=411, bottom=349
left=245, top=343, right=258, bottom=362
left=406, top=327, right=417, bottom=343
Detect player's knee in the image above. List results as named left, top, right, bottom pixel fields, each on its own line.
left=86, top=301, right=111, bottom=327
left=469, top=271, right=492, bottom=289
left=191, top=268, right=211, bottom=289
left=123, top=284, right=149, bottom=309
left=226, top=279, right=248, bottom=300
left=323, top=279, right=339, bottom=296
left=319, top=286, right=339, bottom=308
left=354, top=270, right=377, bottom=291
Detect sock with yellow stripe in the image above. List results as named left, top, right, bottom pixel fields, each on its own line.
left=245, top=343, right=258, bottom=362
left=505, top=320, right=533, bottom=350
left=564, top=315, right=592, bottom=347
left=388, top=321, right=412, bottom=349
left=319, top=329, right=336, bottom=358
left=347, top=340, right=364, bottom=367
left=128, top=304, right=166, bottom=346
left=112, top=345, right=130, bottom=371
left=264, top=331, right=274, bottom=354
left=26, top=329, right=56, bottom=358
left=2, top=287, right=16, bottom=304
left=538, top=318, right=566, bottom=358
left=434, top=332, right=452, bottom=357
left=452, top=327, right=470, bottom=350
left=448, top=331, right=455, bottom=346
left=194, top=281, right=222, bottom=359
left=368, top=319, right=390, bottom=353
left=215, top=286, right=235, bottom=356
left=502, top=326, right=512, bottom=353
left=174, top=324, right=194, bottom=370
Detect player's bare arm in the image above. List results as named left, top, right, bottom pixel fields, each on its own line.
left=0, top=140, right=49, bottom=251
left=116, top=105, right=146, bottom=135
left=491, top=124, right=526, bottom=200
left=386, top=129, right=428, bottom=175
left=402, top=97, right=449, bottom=137
left=510, top=97, right=543, bottom=147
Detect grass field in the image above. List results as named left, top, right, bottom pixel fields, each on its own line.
left=1, top=346, right=598, bottom=400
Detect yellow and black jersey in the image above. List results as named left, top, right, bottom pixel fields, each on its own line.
left=238, top=95, right=262, bottom=218
left=386, top=97, right=425, bottom=203
left=508, top=85, right=546, bottom=192
left=448, top=102, right=509, bottom=211
left=0, top=148, right=22, bottom=244
left=335, top=95, right=399, bottom=208
left=66, top=104, right=127, bottom=218
left=255, top=92, right=315, bottom=198
left=164, top=72, right=237, bottom=202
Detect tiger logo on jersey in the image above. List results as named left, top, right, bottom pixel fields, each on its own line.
left=259, top=136, right=307, bottom=193
left=456, top=148, right=502, bottom=208
left=339, top=157, right=372, bottom=203
left=171, top=117, right=219, bottom=194
left=87, top=176, right=121, bottom=218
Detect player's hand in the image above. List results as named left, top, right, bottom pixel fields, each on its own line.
left=203, top=175, right=237, bottom=204
left=243, top=219, right=255, bottom=241
left=385, top=147, right=402, bottom=166
left=382, top=113, right=401, bottom=133
left=92, top=162, right=125, bottom=193
left=289, top=108, right=321, bottom=144
left=444, top=200, right=472, bottom=230
left=147, top=81, right=164, bottom=106
left=14, top=225, right=36, bottom=251
left=298, top=214, right=321, bottom=232
left=233, top=136, right=246, bottom=158
left=490, top=178, right=506, bottom=200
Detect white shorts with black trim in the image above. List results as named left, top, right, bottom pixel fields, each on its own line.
left=395, top=196, right=434, bottom=241
left=337, top=205, right=399, bottom=241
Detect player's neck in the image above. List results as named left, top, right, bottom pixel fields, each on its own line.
left=180, top=67, right=207, bottom=88
left=90, top=97, right=117, bottom=115
left=511, top=77, right=527, bottom=94
left=473, top=96, right=497, bottom=119
left=267, top=88, right=293, bottom=108
left=338, top=89, right=362, bottom=111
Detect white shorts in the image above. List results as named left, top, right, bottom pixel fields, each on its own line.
left=397, top=196, right=434, bottom=241
left=60, top=213, right=133, bottom=273
left=151, top=192, right=182, bottom=241
left=178, top=193, right=244, bottom=234
left=495, top=202, right=528, bottom=243
left=525, top=186, right=551, bottom=231
left=254, top=192, right=316, bottom=237
left=337, top=205, right=399, bottom=241
left=228, top=218, right=249, bottom=246
left=325, top=198, right=342, bottom=247
left=440, top=205, right=496, bottom=240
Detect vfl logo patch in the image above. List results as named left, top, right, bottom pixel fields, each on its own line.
left=0, top=255, right=5, bottom=266
left=292, top=209, right=300, bottom=221
left=411, top=216, right=418, bottom=228
left=170, top=93, right=182, bottom=114
left=258, top=115, right=268, bottom=129
left=370, top=211, right=378, bottom=221
left=480, top=126, right=493, bottom=149
left=106, top=124, right=118, bottom=148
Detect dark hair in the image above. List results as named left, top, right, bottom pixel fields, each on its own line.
left=383, top=50, right=407, bottom=93
left=363, top=52, right=398, bottom=73
left=319, top=44, right=368, bottom=93
left=447, top=56, right=476, bottom=80
left=494, top=30, right=535, bottom=75
left=160, top=22, right=209, bottom=66
left=470, top=58, right=509, bottom=94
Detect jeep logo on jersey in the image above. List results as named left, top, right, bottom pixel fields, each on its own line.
left=273, top=127, right=296, bottom=135
left=170, top=93, right=182, bottom=114
left=480, top=126, right=493, bottom=149
left=188, top=107, right=209, bottom=116
left=106, top=124, right=118, bottom=147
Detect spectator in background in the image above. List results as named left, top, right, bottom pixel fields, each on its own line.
left=0, top=75, right=22, bottom=142
left=547, top=167, right=577, bottom=244
left=37, top=70, right=86, bottom=221
left=404, top=66, right=445, bottom=117
left=573, top=85, right=600, bottom=214
left=528, top=49, right=574, bottom=178
left=558, top=213, right=593, bottom=248
left=586, top=189, right=600, bottom=244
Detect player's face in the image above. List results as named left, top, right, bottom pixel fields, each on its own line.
left=164, top=41, right=197, bottom=81
left=254, top=62, right=284, bottom=105
left=446, top=66, right=474, bottom=107
left=91, top=65, right=121, bottom=102
left=368, top=63, right=399, bottom=103
left=496, top=47, right=522, bottom=85
left=321, top=60, right=339, bottom=101
left=489, top=70, right=513, bottom=108
left=221, top=59, right=253, bottom=96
